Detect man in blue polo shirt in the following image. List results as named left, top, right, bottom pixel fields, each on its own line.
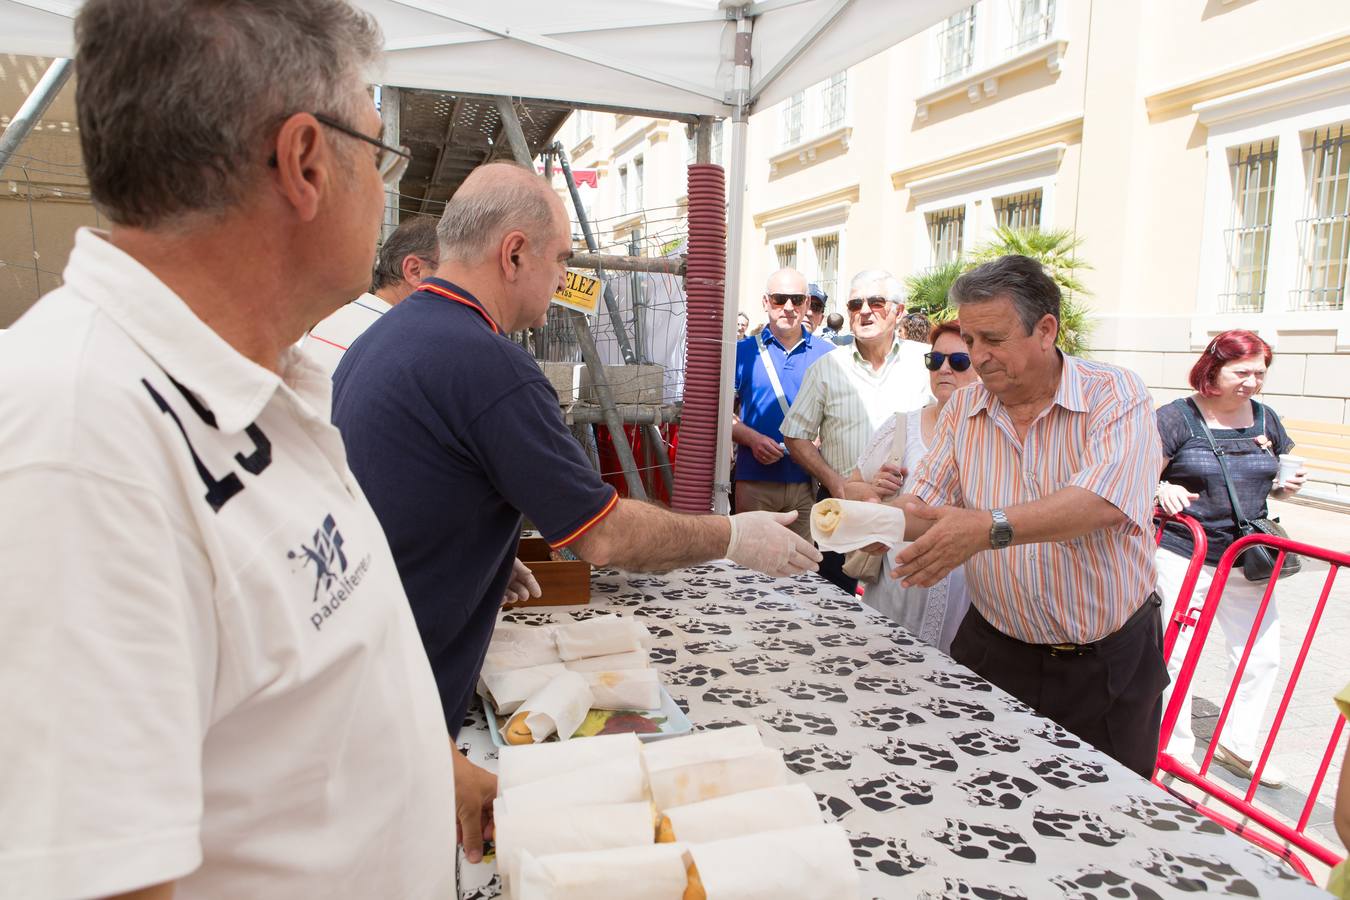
left=331, top=161, right=820, bottom=865
left=733, top=268, right=836, bottom=540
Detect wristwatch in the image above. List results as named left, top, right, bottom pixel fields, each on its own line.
left=989, top=508, right=1013, bottom=549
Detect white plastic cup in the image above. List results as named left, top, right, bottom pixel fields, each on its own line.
left=1277, top=454, right=1305, bottom=486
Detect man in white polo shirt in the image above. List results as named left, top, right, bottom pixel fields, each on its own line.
left=782, top=268, right=933, bottom=593
left=0, top=2, right=454, bottom=899
left=301, top=215, right=440, bottom=376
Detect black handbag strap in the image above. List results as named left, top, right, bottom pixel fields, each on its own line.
left=1179, top=397, right=1257, bottom=529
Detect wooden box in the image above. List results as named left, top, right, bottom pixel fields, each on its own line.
left=509, top=537, right=591, bottom=606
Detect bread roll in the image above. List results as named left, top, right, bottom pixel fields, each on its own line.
left=655, top=815, right=676, bottom=843
left=683, top=862, right=706, bottom=900
left=812, top=498, right=842, bottom=536
left=505, top=711, right=535, bottom=745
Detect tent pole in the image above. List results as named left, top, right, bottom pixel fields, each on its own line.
left=380, top=86, right=401, bottom=239
left=711, top=13, right=754, bottom=515
left=494, top=98, right=648, bottom=501
left=0, top=58, right=73, bottom=175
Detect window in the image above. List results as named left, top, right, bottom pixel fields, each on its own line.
left=926, top=206, right=966, bottom=266
left=994, top=189, right=1043, bottom=230
left=618, top=165, right=629, bottom=215
left=711, top=120, right=724, bottom=167
left=782, top=92, right=805, bottom=146
left=1293, top=124, right=1350, bottom=311
left=1220, top=140, right=1279, bottom=313
left=821, top=72, right=847, bottom=132
left=634, top=156, right=645, bottom=211
left=775, top=241, right=798, bottom=271
left=572, top=109, right=594, bottom=145
left=936, top=5, right=977, bottom=84
left=1009, top=0, right=1056, bottom=51
left=812, top=234, right=840, bottom=307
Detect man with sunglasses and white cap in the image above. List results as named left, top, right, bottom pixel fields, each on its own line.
left=0, top=2, right=457, bottom=898
left=733, top=268, right=837, bottom=540
left=782, top=268, right=932, bottom=593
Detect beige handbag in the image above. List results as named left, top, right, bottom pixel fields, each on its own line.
left=840, top=412, right=907, bottom=585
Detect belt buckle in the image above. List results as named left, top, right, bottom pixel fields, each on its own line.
left=1048, top=642, right=1087, bottom=657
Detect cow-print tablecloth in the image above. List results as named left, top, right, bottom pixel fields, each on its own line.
left=457, top=561, right=1327, bottom=899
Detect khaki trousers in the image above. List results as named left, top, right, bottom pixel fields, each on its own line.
left=734, top=480, right=815, bottom=541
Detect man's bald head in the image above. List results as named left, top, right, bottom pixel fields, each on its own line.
left=437, top=162, right=565, bottom=263
left=766, top=267, right=807, bottom=295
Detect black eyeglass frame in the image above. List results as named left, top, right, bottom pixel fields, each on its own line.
left=845, top=296, right=892, bottom=313
left=767, top=292, right=809, bottom=308
left=924, top=351, right=973, bottom=372
left=267, top=112, right=412, bottom=185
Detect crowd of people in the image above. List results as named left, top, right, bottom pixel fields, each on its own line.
left=0, top=0, right=1333, bottom=898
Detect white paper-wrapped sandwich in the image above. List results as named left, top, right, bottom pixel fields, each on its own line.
left=503, top=671, right=593, bottom=745
left=641, top=728, right=787, bottom=811
left=516, top=843, right=690, bottom=900
left=553, top=614, right=651, bottom=661
left=498, top=732, right=643, bottom=794
left=481, top=663, right=570, bottom=715
left=481, top=622, right=563, bottom=674
left=809, top=498, right=905, bottom=553
left=684, top=824, right=859, bottom=900
left=584, top=668, right=661, bottom=711
left=493, top=800, right=658, bottom=891
left=654, top=783, right=821, bottom=845
left=500, top=755, right=649, bottom=812
left=561, top=649, right=650, bottom=673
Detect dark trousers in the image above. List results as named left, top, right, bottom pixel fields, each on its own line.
left=814, top=486, right=857, bottom=596
left=949, top=596, right=1170, bottom=778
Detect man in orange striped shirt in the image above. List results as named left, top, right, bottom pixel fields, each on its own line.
left=895, top=255, right=1166, bottom=776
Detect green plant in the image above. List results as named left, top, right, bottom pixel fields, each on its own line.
left=903, top=226, right=1095, bottom=356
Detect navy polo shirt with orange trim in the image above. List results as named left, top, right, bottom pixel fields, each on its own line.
left=331, top=277, right=617, bottom=734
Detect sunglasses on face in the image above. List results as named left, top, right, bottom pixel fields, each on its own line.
left=809, top=299, right=825, bottom=314
left=924, top=351, right=972, bottom=372
left=768, top=293, right=808, bottom=307
left=846, top=296, right=890, bottom=313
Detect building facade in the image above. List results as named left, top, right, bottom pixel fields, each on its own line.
left=563, top=0, right=1350, bottom=498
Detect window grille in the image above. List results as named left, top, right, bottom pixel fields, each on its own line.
left=936, top=5, right=977, bottom=84
left=1219, top=140, right=1278, bottom=313
left=821, top=72, right=847, bottom=132
left=775, top=242, right=798, bottom=271
left=813, top=233, right=840, bottom=307
left=926, top=206, right=966, bottom=266
left=634, top=156, right=645, bottom=210
left=1009, top=0, right=1055, bottom=51
left=782, top=92, right=804, bottom=146
left=1292, top=124, right=1350, bottom=311
left=618, top=165, right=629, bottom=215
left=994, top=189, right=1043, bottom=230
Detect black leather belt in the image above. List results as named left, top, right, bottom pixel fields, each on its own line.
left=1044, top=593, right=1162, bottom=657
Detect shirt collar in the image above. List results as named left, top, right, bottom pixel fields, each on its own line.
left=759, top=324, right=811, bottom=352
left=850, top=332, right=901, bottom=367
left=415, top=277, right=501, bottom=333
left=965, top=350, right=1082, bottom=418
left=63, top=228, right=284, bottom=435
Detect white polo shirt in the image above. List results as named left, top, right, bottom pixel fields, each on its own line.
left=0, top=230, right=455, bottom=899
left=300, top=292, right=390, bottom=377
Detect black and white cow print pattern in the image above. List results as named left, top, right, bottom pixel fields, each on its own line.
left=455, top=561, right=1316, bottom=900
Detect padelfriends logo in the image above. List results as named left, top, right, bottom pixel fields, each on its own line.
left=288, top=514, right=371, bottom=632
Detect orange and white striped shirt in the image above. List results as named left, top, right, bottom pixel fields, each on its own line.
left=911, top=354, right=1161, bottom=644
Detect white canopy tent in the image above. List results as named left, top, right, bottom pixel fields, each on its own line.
left=0, top=0, right=967, bottom=512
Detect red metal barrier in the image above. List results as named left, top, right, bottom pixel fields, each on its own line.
left=1153, top=509, right=1208, bottom=665
left=1153, top=531, right=1350, bottom=879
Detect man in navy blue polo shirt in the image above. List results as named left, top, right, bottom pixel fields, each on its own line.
left=331, top=161, right=820, bottom=864
left=733, top=268, right=836, bottom=540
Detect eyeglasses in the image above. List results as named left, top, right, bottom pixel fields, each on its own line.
left=846, top=296, right=891, bottom=313
left=924, top=351, right=972, bottom=372
left=809, top=299, right=825, bottom=314
left=268, top=112, right=412, bottom=187
left=768, top=293, right=808, bottom=307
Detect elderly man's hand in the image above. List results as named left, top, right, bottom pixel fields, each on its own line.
left=748, top=432, right=785, bottom=466
left=452, top=747, right=497, bottom=864
left=891, top=503, right=991, bottom=588
left=727, top=510, right=823, bottom=576
left=502, top=557, right=541, bottom=606
left=843, top=480, right=882, bottom=503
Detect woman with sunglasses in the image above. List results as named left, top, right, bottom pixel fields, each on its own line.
left=844, top=321, right=978, bottom=651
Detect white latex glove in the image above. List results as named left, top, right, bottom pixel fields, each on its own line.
left=502, top=557, right=542, bottom=606
left=726, top=511, right=823, bottom=577
left=1156, top=482, right=1199, bottom=516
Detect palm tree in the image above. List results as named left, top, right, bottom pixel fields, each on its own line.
left=903, top=227, right=1094, bottom=356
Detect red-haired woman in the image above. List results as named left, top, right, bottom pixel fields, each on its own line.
left=843, top=320, right=978, bottom=652
left=1155, top=329, right=1307, bottom=786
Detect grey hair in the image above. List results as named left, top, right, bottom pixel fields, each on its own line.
left=372, top=216, right=440, bottom=291
left=436, top=162, right=558, bottom=262
left=75, top=0, right=382, bottom=229
left=849, top=269, right=905, bottom=304
left=949, top=254, right=1060, bottom=334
